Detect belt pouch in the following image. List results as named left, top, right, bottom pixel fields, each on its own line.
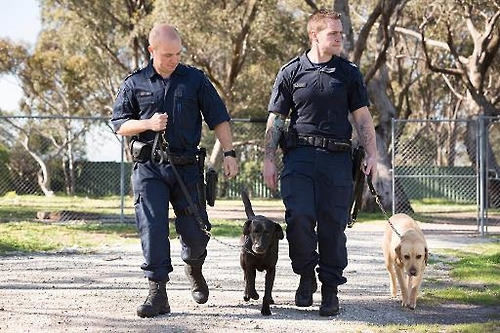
left=205, top=167, right=218, bottom=207
left=130, top=140, right=152, bottom=163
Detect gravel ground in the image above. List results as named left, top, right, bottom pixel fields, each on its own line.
left=0, top=219, right=499, bottom=333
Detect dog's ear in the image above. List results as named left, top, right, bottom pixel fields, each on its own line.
left=275, top=223, right=284, bottom=240
left=395, top=244, right=403, bottom=267
left=243, top=219, right=252, bottom=235
left=424, top=247, right=429, bottom=265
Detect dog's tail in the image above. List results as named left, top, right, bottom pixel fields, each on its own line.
left=241, top=190, right=255, bottom=218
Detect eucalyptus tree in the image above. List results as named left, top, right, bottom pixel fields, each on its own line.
left=417, top=0, right=500, bottom=172
left=153, top=0, right=306, bottom=164
left=302, top=0, right=500, bottom=211
left=0, top=0, right=155, bottom=195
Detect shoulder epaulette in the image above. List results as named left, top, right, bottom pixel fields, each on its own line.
left=124, top=66, right=143, bottom=81
left=280, top=56, right=300, bottom=71
left=337, top=56, right=358, bottom=68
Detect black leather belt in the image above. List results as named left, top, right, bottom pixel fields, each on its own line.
left=131, top=139, right=199, bottom=165
left=296, top=135, right=351, bottom=152
left=164, top=153, right=198, bottom=165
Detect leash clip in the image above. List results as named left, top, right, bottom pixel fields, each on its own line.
left=367, top=175, right=402, bottom=238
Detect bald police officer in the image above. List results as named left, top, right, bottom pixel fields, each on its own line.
left=112, top=24, right=238, bottom=318
left=263, top=9, right=377, bottom=316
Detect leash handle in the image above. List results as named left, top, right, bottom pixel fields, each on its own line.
left=151, top=132, right=164, bottom=164
left=367, top=174, right=378, bottom=196
left=348, top=146, right=366, bottom=228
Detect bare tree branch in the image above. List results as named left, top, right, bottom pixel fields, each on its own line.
left=304, top=0, right=318, bottom=11
left=441, top=73, right=465, bottom=100
left=395, top=27, right=450, bottom=50
left=352, top=1, right=382, bottom=65
left=419, top=17, right=463, bottom=76
left=227, top=0, right=259, bottom=90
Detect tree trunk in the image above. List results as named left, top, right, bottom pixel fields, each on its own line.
left=21, top=136, right=54, bottom=197
left=366, top=69, right=412, bottom=212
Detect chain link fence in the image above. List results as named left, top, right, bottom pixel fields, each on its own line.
left=0, top=116, right=278, bottom=223
left=1, top=114, right=498, bottom=234
left=392, top=117, right=500, bottom=235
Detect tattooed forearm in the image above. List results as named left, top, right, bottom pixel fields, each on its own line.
left=358, top=123, right=375, bottom=151
left=354, top=108, right=377, bottom=158
left=264, top=112, right=286, bottom=161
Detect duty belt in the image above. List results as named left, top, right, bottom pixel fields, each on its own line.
left=296, top=135, right=351, bottom=152
left=130, top=139, right=199, bottom=165
left=165, top=154, right=198, bottom=165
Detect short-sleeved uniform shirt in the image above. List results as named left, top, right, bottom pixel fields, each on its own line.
left=111, top=61, right=230, bottom=155
left=268, top=52, right=369, bottom=140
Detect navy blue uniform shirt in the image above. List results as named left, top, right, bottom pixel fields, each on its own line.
left=268, top=52, right=369, bottom=140
left=112, top=61, right=230, bottom=154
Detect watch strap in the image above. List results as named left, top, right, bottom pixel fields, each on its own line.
left=223, top=149, right=236, bottom=158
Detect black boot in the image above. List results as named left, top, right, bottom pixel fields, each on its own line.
left=294, top=272, right=317, bottom=307
left=185, top=264, right=209, bottom=304
left=319, top=285, right=339, bottom=316
left=137, top=279, right=170, bottom=318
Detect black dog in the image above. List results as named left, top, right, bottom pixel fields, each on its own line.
left=240, top=190, right=284, bottom=316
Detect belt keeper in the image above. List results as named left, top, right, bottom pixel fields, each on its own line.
left=321, top=137, right=328, bottom=148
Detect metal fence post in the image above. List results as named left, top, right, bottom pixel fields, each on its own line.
left=478, top=115, right=486, bottom=236
left=391, top=118, right=396, bottom=215
left=120, top=136, right=125, bottom=224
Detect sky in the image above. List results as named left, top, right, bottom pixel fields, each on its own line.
left=0, top=0, right=41, bottom=111
left=0, top=1, right=122, bottom=161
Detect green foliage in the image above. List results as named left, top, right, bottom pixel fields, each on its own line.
left=0, top=218, right=252, bottom=254
left=0, top=222, right=138, bottom=253
left=448, top=246, right=500, bottom=285
left=239, top=160, right=264, bottom=192
left=155, top=0, right=307, bottom=118
left=425, top=244, right=500, bottom=306
left=210, top=219, right=245, bottom=237
left=0, top=194, right=135, bottom=222
left=0, top=144, right=11, bottom=195
left=425, top=286, right=500, bottom=306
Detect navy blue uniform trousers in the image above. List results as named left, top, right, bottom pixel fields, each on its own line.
left=280, top=146, right=352, bottom=287
left=132, top=160, right=210, bottom=282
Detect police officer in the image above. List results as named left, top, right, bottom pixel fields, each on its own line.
left=111, top=24, right=238, bottom=318
left=262, top=9, right=377, bottom=316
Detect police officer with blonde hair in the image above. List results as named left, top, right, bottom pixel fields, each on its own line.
left=263, top=9, right=377, bottom=316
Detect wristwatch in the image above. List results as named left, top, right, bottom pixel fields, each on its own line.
left=223, top=149, right=236, bottom=158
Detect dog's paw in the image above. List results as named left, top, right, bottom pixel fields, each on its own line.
left=261, top=305, right=271, bottom=316
left=244, top=291, right=259, bottom=301
left=250, top=291, right=259, bottom=300
left=406, top=303, right=416, bottom=310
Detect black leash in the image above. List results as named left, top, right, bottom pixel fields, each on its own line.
left=150, top=132, right=260, bottom=251
left=349, top=146, right=366, bottom=228
left=152, top=132, right=211, bottom=237
left=209, top=235, right=262, bottom=256
left=366, top=175, right=402, bottom=238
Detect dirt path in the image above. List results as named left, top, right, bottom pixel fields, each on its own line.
left=0, top=219, right=499, bottom=333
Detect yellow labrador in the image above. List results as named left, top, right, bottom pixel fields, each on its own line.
left=382, top=213, right=428, bottom=309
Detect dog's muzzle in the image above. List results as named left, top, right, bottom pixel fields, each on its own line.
left=252, top=244, right=267, bottom=255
